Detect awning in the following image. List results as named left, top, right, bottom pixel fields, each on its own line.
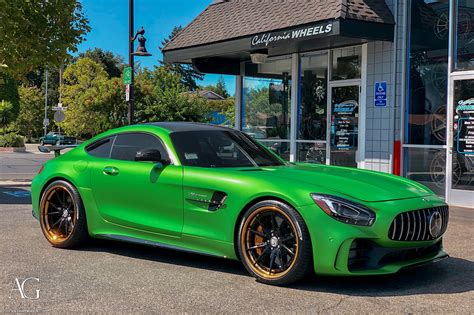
left=162, top=0, right=395, bottom=75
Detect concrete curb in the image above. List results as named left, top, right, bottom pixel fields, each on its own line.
left=0, top=180, right=32, bottom=186
left=0, top=146, right=26, bottom=153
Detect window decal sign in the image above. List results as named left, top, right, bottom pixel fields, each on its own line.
left=250, top=22, right=333, bottom=49
left=333, top=101, right=358, bottom=150
left=455, top=99, right=474, bottom=155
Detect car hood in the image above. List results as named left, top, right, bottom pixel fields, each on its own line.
left=256, top=163, right=433, bottom=202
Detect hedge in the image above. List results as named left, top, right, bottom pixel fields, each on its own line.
left=0, top=133, right=25, bottom=147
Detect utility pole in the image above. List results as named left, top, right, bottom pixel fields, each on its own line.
left=128, top=0, right=135, bottom=125
left=43, top=69, right=48, bottom=136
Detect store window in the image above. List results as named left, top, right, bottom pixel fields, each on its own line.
left=242, top=56, right=291, bottom=160
left=455, top=0, right=474, bottom=71
left=407, top=0, right=449, bottom=145
left=297, top=53, right=328, bottom=163
left=405, top=147, right=447, bottom=196
left=331, top=46, right=362, bottom=81
left=406, top=0, right=450, bottom=196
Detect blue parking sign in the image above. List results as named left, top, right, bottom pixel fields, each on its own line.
left=374, top=81, right=387, bottom=107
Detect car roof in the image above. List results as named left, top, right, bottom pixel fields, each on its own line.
left=144, top=122, right=234, bottom=133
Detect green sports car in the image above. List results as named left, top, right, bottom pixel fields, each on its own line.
left=31, top=122, right=449, bottom=285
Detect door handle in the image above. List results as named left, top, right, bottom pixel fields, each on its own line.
left=103, top=166, right=119, bottom=176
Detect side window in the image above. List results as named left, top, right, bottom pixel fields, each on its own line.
left=110, top=133, right=169, bottom=162
left=86, top=136, right=114, bottom=158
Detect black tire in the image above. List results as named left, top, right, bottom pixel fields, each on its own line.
left=39, top=180, right=88, bottom=248
left=237, top=200, right=313, bottom=286
left=55, top=139, right=60, bottom=145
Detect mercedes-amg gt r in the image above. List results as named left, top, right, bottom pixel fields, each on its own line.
left=31, top=122, right=449, bottom=285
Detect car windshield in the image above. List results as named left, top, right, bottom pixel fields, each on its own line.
left=170, top=130, right=285, bottom=168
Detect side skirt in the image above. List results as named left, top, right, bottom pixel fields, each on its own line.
left=96, top=234, right=227, bottom=259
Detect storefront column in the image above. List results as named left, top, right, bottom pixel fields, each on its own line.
left=234, top=62, right=245, bottom=130
left=290, top=53, right=300, bottom=162
left=359, top=43, right=368, bottom=169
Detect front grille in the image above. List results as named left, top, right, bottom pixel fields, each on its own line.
left=388, top=206, right=449, bottom=241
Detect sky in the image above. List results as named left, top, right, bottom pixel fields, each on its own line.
left=77, top=0, right=236, bottom=95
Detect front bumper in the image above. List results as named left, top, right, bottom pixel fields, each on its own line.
left=298, top=194, right=449, bottom=276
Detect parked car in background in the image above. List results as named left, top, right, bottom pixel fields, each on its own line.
left=39, top=132, right=77, bottom=146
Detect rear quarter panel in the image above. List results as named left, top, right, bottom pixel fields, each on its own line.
left=31, top=146, right=91, bottom=218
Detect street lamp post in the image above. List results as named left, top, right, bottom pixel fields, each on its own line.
left=128, top=0, right=152, bottom=125
left=128, top=0, right=134, bottom=125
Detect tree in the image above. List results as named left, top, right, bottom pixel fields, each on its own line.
left=77, top=48, right=124, bottom=78
left=60, top=58, right=127, bottom=137
left=202, top=76, right=230, bottom=98
left=134, top=66, right=209, bottom=123
left=0, top=100, right=13, bottom=135
left=0, top=73, right=20, bottom=118
left=14, top=86, right=45, bottom=141
left=0, top=0, right=90, bottom=79
left=160, top=26, right=204, bottom=91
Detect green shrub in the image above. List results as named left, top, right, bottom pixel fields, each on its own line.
left=0, top=133, right=25, bottom=147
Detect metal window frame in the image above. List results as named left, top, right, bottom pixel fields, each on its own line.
left=326, top=44, right=365, bottom=168
left=446, top=0, right=474, bottom=206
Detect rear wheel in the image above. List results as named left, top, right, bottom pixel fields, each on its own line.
left=238, top=200, right=312, bottom=285
left=39, top=180, right=88, bottom=248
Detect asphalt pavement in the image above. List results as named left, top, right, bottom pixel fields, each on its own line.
left=0, top=144, right=52, bottom=182
left=0, top=147, right=473, bottom=313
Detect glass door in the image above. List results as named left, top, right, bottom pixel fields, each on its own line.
left=447, top=76, right=474, bottom=207
left=327, top=84, right=360, bottom=168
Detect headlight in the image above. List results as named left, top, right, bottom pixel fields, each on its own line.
left=311, top=194, right=375, bottom=226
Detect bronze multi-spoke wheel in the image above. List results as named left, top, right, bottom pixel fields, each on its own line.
left=238, top=200, right=312, bottom=285
left=40, top=180, right=88, bottom=248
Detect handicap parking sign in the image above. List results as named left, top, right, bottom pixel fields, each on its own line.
left=374, top=81, right=387, bottom=107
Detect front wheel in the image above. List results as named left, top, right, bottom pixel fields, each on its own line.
left=39, top=180, right=88, bottom=248
left=238, top=200, right=313, bottom=285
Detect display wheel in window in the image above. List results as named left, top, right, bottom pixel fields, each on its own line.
left=431, top=105, right=447, bottom=143
left=430, top=151, right=473, bottom=188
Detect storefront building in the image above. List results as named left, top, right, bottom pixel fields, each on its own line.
left=163, top=0, right=474, bottom=208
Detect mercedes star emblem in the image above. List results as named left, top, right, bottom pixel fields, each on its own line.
left=428, top=211, right=443, bottom=238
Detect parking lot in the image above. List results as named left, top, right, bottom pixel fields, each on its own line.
left=0, top=149, right=473, bottom=313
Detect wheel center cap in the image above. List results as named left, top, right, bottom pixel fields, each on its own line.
left=62, top=209, right=68, bottom=218
left=270, top=236, right=279, bottom=248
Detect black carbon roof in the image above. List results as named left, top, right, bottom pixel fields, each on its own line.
left=144, top=122, right=232, bottom=132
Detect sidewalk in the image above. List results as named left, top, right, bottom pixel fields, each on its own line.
left=25, top=143, right=54, bottom=155
left=0, top=179, right=32, bottom=186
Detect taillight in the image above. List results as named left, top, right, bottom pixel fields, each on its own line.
left=37, top=164, right=44, bottom=174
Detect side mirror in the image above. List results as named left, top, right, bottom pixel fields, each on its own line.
left=135, top=148, right=166, bottom=163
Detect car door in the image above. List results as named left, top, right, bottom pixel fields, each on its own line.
left=88, top=132, right=183, bottom=236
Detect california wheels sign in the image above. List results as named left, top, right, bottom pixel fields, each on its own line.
left=251, top=22, right=334, bottom=49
